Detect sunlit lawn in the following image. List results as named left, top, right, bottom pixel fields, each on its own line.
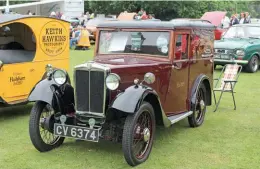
left=1, top=46, right=260, bottom=169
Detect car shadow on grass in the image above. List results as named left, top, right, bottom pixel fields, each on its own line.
left=61, top=120, right=190, bottom=156
left=0, top=103, right=32, bottom=119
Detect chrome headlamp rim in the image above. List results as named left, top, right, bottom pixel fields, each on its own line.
left=105, top=73, right=121, bottom=91
left=53, top=69, right=68, bottom=85
left=236, top=49, right=245, bottom=56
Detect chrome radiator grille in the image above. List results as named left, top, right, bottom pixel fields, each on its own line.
left=75, top=69, right=105, bottom=114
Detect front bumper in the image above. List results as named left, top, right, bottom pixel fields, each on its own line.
left=214, top=59, right=248, bottom=65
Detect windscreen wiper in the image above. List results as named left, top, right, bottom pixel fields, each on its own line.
left=248, top=37, right=260, bottom=39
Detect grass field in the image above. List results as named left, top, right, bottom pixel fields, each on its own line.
left=1, top=48, right=260, bottom=169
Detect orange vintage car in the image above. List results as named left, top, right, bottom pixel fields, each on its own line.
left=117, top=12, right=137, bottom=20
left=85, top=17, right=117, bottom=41
left=0, top=14, right=70, bottom=106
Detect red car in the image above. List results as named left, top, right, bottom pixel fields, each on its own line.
left=201, top=11, right=228, bottom=40
left=28, top=20, right=215, bottom=166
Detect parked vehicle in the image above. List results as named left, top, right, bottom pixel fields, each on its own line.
left=28, top=20, right=215, bottom=166
left=214, top=24, right=260, bottom=73
left=0, top=14, right=69, bottom=106
left=250, top=18, right=260, bottom=24
left=201, top=11, right=228, bottom=40
left=85, top=17, right=117, bottom=41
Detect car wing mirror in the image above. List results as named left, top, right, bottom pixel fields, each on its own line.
left=0, top=60, right=3, bottom=70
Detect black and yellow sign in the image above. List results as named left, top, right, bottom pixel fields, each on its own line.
left=40, top=21, right=68, bottom=56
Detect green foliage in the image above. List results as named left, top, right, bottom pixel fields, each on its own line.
left=85, top=1, right=260, bottom=20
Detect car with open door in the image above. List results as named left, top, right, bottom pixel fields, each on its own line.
left=0, top=14, right=69, bottom=107
left=214, top=24, right=260, bottom=73
left=28, top=20, right=214, bottom=166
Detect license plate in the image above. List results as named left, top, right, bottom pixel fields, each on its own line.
left=54, top=123, right=99, bottom=142
left=220, top=54, right=230, bottom=59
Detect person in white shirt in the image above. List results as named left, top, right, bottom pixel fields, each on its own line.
left=61, top=13, right=66, bottom=20
left=221, top=16, right=230, bottom=28
left=239, top=12, right=245, bottom=24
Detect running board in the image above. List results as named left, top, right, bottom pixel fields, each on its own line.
left=168, top=111, right=193, bottom=124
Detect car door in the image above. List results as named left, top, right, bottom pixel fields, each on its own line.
left=164, top=31, right=190, bottom=115
left=0, top=61, right=39, bottom=104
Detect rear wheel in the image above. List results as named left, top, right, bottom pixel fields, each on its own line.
left=246, top=55, right=259, bottom=73
left=29, top=101, right=64, bottom=152
left=122, top=102, right=155, bottom=166
left=188, top=84, right=207, bottom=127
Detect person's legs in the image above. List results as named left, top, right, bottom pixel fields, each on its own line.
left=70, top=38, right=77, bottom=48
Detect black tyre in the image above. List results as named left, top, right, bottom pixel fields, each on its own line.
left=122, top=102, right=156, bottom=166
left=29, top=101, right=64, bottom=152
left=188, top=84, right=207, bottom=127
left=246, top=55, right=259, bottom=73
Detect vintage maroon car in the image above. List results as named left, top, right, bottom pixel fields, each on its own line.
left=201, top=11, right=228, bottom=40
left=28, top=20, right=215, bottom=166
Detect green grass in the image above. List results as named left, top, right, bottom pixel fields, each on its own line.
left=1, top=48, right=260, bottom=169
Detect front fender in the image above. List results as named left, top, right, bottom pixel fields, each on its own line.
left=28, top=79, right=56, bottom=105
left=110, top=85, right=154, bottom=113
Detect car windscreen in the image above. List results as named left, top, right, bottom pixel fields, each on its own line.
left=98, top=30, right=170, bottom=57
left=223, top=26, right=260, bottom=39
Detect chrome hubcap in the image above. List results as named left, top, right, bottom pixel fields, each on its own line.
left=200, top=100, right=205, bottom=110
left=143, top=128, right=150, bottom=142
left=252, top=57, right=258, bottom=71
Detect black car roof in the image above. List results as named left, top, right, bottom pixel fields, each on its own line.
left=0, top=14, right=70, bottom=24
left=97, top=20, right=215, bottom=29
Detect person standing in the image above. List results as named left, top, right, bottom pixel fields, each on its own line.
left=221, top=15, right=230, bottom=28
left=61, top=12, right=66, bottom=20
left=230, top=14, right=239, bottom=26
left=85, top=12, right=90, bottom=20
left=50, top=11, right=56, bottom=18
left=141, top=11, right=148, bottom=20
left=239, top=12, right=246, bottom=24
left=245, top=12, right=251, bottom=23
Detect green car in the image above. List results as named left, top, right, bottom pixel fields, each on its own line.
left=214, top=24, right=260, bottom=73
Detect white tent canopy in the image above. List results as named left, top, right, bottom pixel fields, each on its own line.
left=0, top=0, right=63, bottom=10
left=0, top=0, right=84, bottom=17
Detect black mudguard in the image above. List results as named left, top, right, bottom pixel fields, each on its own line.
left=190, top=74, right=212, bottom=107
left=28, top=79, right=75, bottom=114
left=110, top=85, right=158, bottom=113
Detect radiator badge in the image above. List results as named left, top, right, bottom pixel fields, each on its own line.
left=86, top=62, right=92, bottom=70
left=60, top=115, right=67, bottom=125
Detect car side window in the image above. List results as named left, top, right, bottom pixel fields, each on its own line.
left=174, top=34, right=189, bottom=60
left=0, top=23, right=36, bottom=64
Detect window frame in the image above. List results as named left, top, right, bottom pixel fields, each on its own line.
left=95, top=28, right=173, bottom=61
left=172, top=30, right=191, bottom=62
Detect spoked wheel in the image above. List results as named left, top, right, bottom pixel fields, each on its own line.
left=29, top=101, right=64, bottom=152
left=246, top=55, right=259, bottom=73
left=122, top=102, right=155, bottom=166
left=188, top=84, right=207, bottom=127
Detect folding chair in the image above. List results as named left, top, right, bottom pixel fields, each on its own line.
left=213, top=64, right=242, bottom=112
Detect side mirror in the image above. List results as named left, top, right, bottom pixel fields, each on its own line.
left=0, top=60, right=3, bottom=70
left=144, top=72, right=155, bottom=84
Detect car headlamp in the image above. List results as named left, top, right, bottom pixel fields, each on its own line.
left=53, top=69, right=67, bottom=85
left=236, top=50, right=245, bottom=56
left=106, top=73, right=120, bottom=90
